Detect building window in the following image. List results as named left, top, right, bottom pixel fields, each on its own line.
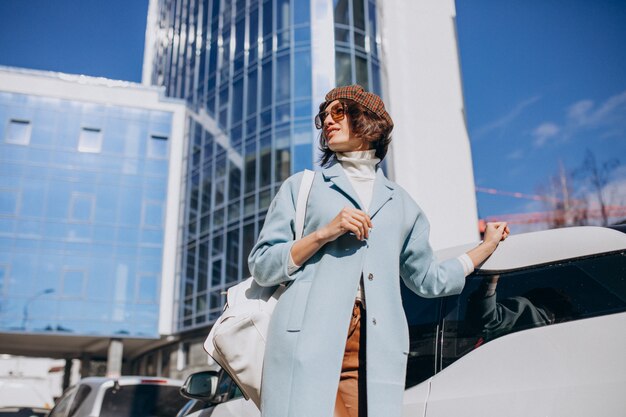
left=61, top=269, right=86, bottom=298
left=136, top=274, right=157, bottom=302
left=0, top=264, right=7, bottom=296
left=0, top=189, right=19, bottom=215
left=5, top=119, right=32, bottom=145
left=78, top=127, right=103, bottom=153
left=70, top=193, right=95, bottom=222
left=148, top=134, right=169, bottom=158
left=142, top=201, right=164, bottom=228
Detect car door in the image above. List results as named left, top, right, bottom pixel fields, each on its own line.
left=400, top=283, right=442, bottom=416
left=47, top=386, right=78, bottom=417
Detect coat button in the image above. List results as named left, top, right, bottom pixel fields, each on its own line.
left=372, top=318, right=377, bottom=325
left=368, top=273, right=374, bottom=281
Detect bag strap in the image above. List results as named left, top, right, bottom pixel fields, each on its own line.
left=295, top=169, right=315, bottom=239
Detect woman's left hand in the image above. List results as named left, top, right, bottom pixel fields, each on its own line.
left=466, top=222, right=510, bottom=269
left=483, top=222, right=510, bottom=249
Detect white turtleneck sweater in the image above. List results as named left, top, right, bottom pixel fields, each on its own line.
left=335, top=150, right=379, bottom=212
left=288, top=150, right=474, bottom=305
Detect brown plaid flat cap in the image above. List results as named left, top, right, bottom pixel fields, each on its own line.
left=324, top=84, right=393, bottom=127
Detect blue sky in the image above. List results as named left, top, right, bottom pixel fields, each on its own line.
left=0, top=0, right=624, bottom=225
left=0, top=0, right=148, bottom=81
left=456, top=0, right=626, bottom=223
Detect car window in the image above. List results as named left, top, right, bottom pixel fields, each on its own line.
left=67, top=384, right=91, bottom=417
left=176, top=399, right=210, bottom=417
left=228, top=377, right=244, bottom=400
left=48, top=386, right=77, bottom=417
left=214, top=371, right=233, bottom=402
left=207, top=369, right=246, bottom=402
left=440, top=251, right=626, bottom=370
left=99, top=384, right=188, bottom=417
left=216, top=370, right=246, bottom=402
left=401, top=282, right=441, bottom=388
left=186, top=399, right=211, bottom=415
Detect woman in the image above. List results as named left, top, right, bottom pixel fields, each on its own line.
left=248, top=85, right=509, bottom=417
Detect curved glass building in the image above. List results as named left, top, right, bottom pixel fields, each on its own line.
left=143, top=0, right=384, bottom=333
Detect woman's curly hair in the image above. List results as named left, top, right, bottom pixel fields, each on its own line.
left=317, top=99, right=393, bottom=167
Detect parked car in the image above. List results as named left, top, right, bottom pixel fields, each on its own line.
left=181, top=226, right=626, bottom=417
left=47, top=376, right=187, bottom=417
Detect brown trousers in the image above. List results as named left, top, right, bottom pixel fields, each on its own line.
left=334, top=300, right=367, bottom=417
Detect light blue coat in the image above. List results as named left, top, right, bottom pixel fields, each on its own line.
left=248, top=161, right=466, bottom=417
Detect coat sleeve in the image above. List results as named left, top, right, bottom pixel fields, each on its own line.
left=399, top=210, right=466, bottom=298
left=248, top=173, right=303, bottom=287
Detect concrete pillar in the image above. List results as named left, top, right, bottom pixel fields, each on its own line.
left=381, top=0, right=479, bottom=249
left=106, top=339, right=123, bottom=378
left=62, top=359, right=72, bottom=390
left=156, top=349, right=163, bottom=376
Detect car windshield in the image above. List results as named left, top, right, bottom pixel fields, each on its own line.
left=100, top=384, right=187, bottom=417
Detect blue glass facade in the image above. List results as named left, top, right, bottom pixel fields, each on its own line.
left=0, top=91, right=173, bottom=337
left=148, top=0, right=382, bottom=332
left=333, top=0, right=382, bottom=93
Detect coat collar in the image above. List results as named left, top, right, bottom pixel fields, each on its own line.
left=321, top=160, right=395, bottom=219
left=369, top=167, right=395, bottom=218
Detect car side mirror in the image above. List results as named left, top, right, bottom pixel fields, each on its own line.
left=180, top=371, right=219, bottom=401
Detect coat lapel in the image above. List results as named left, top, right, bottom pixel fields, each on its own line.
left=321, top=160, right=395, bottom=218
left=368, top=167, right=394, bottom=219
left=321, top=161, right=363, bottom=210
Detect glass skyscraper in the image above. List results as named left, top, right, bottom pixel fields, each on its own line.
left=144, top=0, right=384, bottom=333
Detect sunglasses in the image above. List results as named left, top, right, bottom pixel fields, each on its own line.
left=314, top=103, right=346, bottom=129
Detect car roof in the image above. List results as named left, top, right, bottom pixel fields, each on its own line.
left=436, top=226, right=626, bottom=273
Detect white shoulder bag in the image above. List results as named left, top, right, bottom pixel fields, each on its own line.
left=203, top=169, right=315, bottom=409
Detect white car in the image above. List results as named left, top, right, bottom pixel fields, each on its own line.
left=179, top=226, right=626, bottom=417
left=48, top=376, right=187, bottom=417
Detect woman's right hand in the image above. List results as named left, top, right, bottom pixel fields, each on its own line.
left=319, top=207, right=373, bottom=242
left=290, top=207, right=372, bottom=267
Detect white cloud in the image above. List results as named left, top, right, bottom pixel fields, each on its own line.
left=528, top=90, right=626, bottom=147
left=589, top=91, right=626, bottom=126
left=473, top=95, right=541, bottom=140
left=566, top=99, right=594, bottom=126
left=532, top=122, right=560, bottom=147
left=506, top=149, right=525, bottom=160
left=564, top=90, right=626, bottom=134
